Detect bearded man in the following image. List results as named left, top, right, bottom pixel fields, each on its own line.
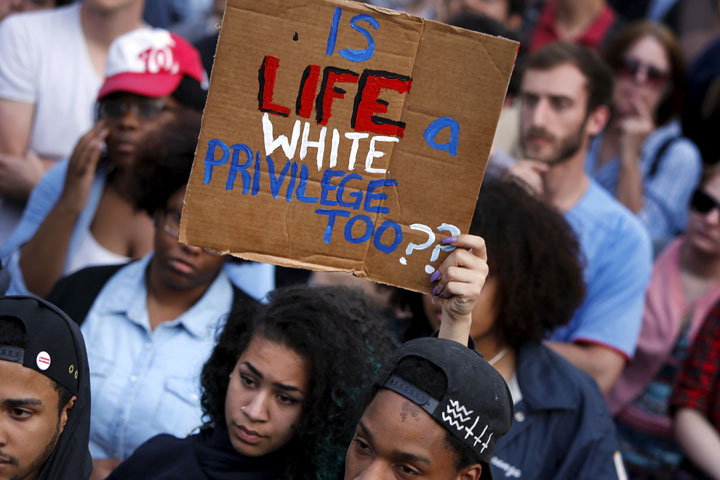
left=508, top=42, right=652, bottom=395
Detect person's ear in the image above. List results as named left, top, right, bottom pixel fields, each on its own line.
left=59, top=396, right=77, bottom=432
left=585, top=104, right=611, bottom=137
left=457, top=463, right=483, bottom=480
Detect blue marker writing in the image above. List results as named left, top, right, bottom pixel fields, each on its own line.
left=339, top=14, right=379, bottom=62
left=203, top=139, right=229, bottom=185
left=423, top=117, right=460, bottom=157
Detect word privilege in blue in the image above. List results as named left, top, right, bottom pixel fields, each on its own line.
left=203, top=138, right=405, bottom=253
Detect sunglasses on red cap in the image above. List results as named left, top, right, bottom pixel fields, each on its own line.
left=616, top=57, right=669, bottom=88
left=691, top=189, right=720, bottom=215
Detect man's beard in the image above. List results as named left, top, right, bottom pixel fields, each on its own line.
left=0, top=415, right=63, bottom=480
left=521, top=117, right=587, bottom=166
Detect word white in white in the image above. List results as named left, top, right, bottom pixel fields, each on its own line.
left=262, top=113, right=398, bottom=174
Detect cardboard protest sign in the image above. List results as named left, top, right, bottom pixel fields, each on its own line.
left=180, top=0, right=518, bottom=293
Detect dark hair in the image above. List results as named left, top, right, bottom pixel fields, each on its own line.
left=200, top=285, right=396, bottom=480
left=603, top=21, right=686, bottom=126
left=0, top=316, right=73, bottom=415
left=391, top=179, right=586, bottom=348
left=470, top=179, right=585, bottom=349
left=131, top=110, right=202, bottom=215
left=389, top=356, right=479, bottom=471
left=172, top=75, right=208, bottom=112
left=699, top=162, right=720, bottom=187
left=523, top=41, right=614, bottom=115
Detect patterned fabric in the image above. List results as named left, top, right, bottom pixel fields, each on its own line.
left=670, top=303, right=720, bottom=432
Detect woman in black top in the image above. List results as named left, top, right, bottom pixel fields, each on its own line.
left=109, top=285, right=396, bottom=480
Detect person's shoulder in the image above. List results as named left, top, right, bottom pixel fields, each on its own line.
left=1, top=4, right=79, bottom=31
left=520, top=343, right=614, bottom=431
left=521, top=342, right=602, bottom=400
left=46, top=263, right=131, bottom=324
left=231, top=284, right=260, bottom=307
left=575, top=180, right=651, bottom=249
left=52, top=263, right=128, bottom=292
left=650, top=121, right=700, bottom=159
left=109, top=433, right=195, bottom=479
left=132, top=432, right=192, bottom=456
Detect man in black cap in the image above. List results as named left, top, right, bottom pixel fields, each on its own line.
left=345, top=337, right=513, bottom=480
left=0, top=295, right=91, bottom=480
left=345, top=234, right=514, bottom=480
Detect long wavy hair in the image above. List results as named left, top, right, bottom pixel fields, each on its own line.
left=200, top=285, right=397, bottom=479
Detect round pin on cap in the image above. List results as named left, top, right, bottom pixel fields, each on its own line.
left=36, top=351, right=51, bottom=370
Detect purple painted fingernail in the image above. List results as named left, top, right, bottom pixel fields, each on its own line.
left=442, top=236, right=457, bottom=245
left=432, top=285, right=439, bottom=297
left=430, top=270, right=440, bottom=283
left=439, top=291, right=445, bottom=298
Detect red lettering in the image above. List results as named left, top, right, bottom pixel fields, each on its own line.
left=296, top=65, right=321, bottom=118
left=258, top=56, right=290, bottom=117
left=352, top=72, right=412, bottom=138
left=316, top=67, right=359, bottom=126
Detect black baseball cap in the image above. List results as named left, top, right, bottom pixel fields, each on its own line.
left=375, top=337, right=514, bottom=480
left=0, top=296, right=82, bottom=395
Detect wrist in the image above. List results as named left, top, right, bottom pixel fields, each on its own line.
left=56, top=194, right=86, bottom=215
left=438, top=311, right=473, bottom=346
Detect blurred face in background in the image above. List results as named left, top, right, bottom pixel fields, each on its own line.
left=151, top=187, right=226, bottom=292
left=98, top=92, right=178, bottom=171
left=444, top=0, right=521, bottom=29
left=519, top=64, right=591, bottom=165
left=612, top=34, right=671, bottom=122
left=686, top=173, right=720, bottom=258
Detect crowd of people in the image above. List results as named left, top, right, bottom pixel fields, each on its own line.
left=2, top=0, right=720, bottom=479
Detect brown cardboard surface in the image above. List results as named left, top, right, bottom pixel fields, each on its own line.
left=180, top=0, right=518, bottom=293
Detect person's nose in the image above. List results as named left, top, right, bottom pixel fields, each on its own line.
left=243, top=391, right=270, bottom=422
left=706, top=207, right=720, bottom=225
left=116, top=105, right=141, bottom=130
left=178, top=241, right=203, bottom=256
left=530, top=98, right=552, bottom=126
left=634, top=66, right=649, bottom=84
left=350, top=460, right=391, bottom=480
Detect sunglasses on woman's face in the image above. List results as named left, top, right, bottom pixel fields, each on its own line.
left=691, top=189, right=720, bottom=215
left=616, top=57, right=669, bottom=88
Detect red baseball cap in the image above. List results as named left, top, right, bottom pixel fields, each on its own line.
left=97, top=28, right=207, bottom=100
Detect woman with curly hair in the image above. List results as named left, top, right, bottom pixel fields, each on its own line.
left=107, top=284, right=396, bottom=480
left=409, top=178, right=624, bottom=479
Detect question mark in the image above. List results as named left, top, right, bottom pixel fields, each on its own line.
left=399, top=224, right=435, bottom=267
left=425, top=223, right=461, bottom=274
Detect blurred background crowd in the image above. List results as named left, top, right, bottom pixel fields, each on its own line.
left=2, top=0, right=720, bottom=478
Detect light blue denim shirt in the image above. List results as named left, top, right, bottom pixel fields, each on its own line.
left=81, top=254, right=233, bottom=460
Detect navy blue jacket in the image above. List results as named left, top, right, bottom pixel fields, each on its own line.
left=490, top=342, right=625, bottom=479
